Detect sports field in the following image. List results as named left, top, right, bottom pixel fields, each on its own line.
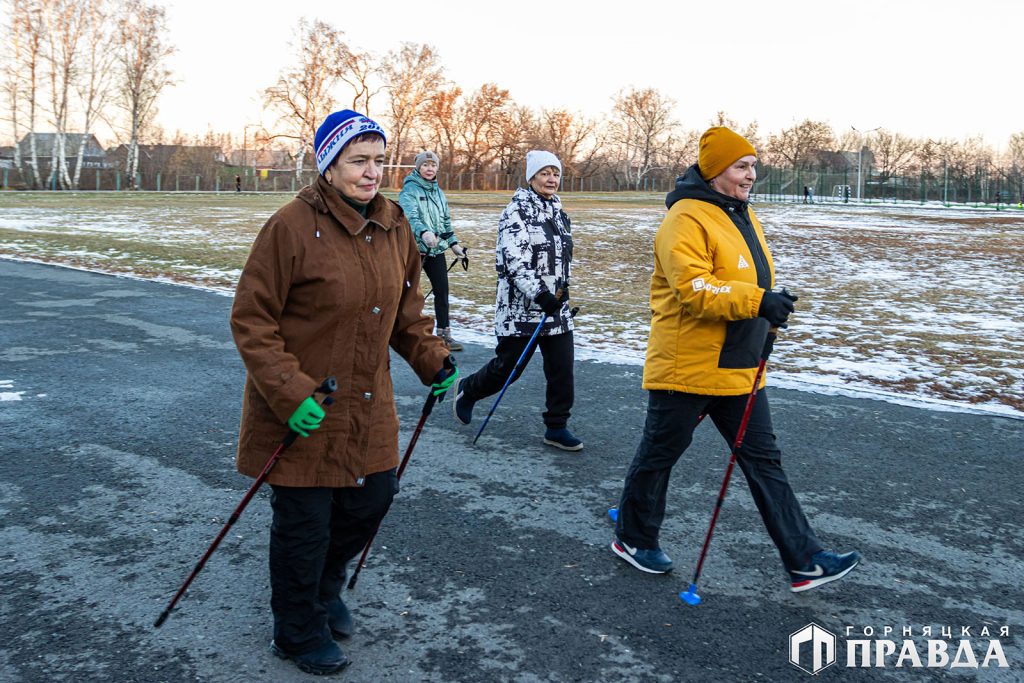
left=1, top=191, right=1021, bottom=416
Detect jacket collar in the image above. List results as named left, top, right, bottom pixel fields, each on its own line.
left=665, top=164, right=749, bottom=213
left=299, top=175, right=399, bottom=235
left=403, top=170, right=437, bottom=192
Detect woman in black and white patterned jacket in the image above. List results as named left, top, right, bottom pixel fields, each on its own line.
left=451, top=150, right=582, bottom=451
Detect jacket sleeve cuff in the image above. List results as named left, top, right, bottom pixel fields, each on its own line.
left=268, top=371, right=319, bottom=424
left=751, top=289, right=766, bottom=318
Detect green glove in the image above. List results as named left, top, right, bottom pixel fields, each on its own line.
left=287, top=396, right=325, bottom=437
left=431, top=356, right=459, bottom=400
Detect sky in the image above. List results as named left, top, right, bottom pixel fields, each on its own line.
left=153, top=0, right=1021, bottom=147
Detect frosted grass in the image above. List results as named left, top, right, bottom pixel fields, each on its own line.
left=1, top=191, right=1021, bottom=417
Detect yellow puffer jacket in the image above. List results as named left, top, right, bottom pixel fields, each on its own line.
left=643, top=165, right=774, bottom=396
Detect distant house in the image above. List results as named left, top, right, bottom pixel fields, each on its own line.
left=106, top=144, right=226, bottom=178
left=228, top=148, right=303, bottom=171
left=16, top=132, right=109, bottom=169
left=0, top=146, right=15, bottom=170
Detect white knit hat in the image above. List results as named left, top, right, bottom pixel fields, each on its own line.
left=525, top=150, right=561, bottom=182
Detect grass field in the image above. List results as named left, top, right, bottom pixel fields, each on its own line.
left=2, top=190, right=1022, bottom=416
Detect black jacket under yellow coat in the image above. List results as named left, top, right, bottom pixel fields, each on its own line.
left=643, top=165, right=775, bottom=396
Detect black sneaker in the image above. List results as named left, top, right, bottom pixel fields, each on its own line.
left=453, top=377, right=474, bottom=425
left=324, top=597, right=353, bottom=639
left=611, top=538, right=673, bottom=574
left=789, top=550, right=862, bottom=593
left=543, top=427, right=583, bottom=451
left=271, top=639, right=350, bottom=676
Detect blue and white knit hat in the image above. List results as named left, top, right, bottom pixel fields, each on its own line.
left=314, top=110, right=387, bottom=176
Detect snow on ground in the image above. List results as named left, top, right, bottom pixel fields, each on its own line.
left=1, top=193, right=1021, bottom=418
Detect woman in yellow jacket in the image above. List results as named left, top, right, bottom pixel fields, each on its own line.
left=611, top=127, right=861, bottom=593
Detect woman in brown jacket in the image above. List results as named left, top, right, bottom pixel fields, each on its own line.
left=230, top=109, right=457, bottom=675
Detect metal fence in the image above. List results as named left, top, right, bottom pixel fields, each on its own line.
left=752, top=166, right=1024, bottom=208
left=4, top=162, right=1023, bottom=208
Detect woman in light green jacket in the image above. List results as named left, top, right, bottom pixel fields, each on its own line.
left=398, top=151, right=467, bottom=350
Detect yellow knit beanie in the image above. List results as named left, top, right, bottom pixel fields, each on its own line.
left=698, top=127, right=757, bottom=181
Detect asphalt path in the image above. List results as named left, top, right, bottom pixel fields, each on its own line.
left=0, top=259, right=1021, bottom=682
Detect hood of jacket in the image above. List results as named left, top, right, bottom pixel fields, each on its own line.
left=665, top=164, right=748, bottom=214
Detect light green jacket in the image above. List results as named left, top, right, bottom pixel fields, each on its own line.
left=398, top=170, right=457, bottom=257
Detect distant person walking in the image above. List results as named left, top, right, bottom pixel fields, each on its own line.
left=230, top=109, right=457, bottom=675
left=235, top=174, right=241, bottom=192
left=452, top=150, right=582, bottom=452
left=611, top=127, right=862, bottom=593
left=398, top=151, right=467, bottom=351
left=802, top=185, right=810, bottom=203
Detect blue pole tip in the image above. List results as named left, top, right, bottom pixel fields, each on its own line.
left=679, top=584, right=702, bottom=605
left=607, top=507, right=618, bottom=522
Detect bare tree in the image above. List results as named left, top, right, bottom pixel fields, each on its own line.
left=1007, top=131, right=1024, bottom=201
left=490, top=103, right=535, bottom=182
left=609, top=87, right=679, bottom=190
left=418, top=86, right=461, bottom=172
left=537, top=109, right=605, bottom=179
left=70, top=0, right=116, bottom=189
left=868, top=128, right=918, bottom=184
left=2, top=0, right=46, bottom=187
left=763, top=119, right=835, bottom=170
left=457, top=83, right=509, bottom=176
left=42, top=0, right=87, bottom=189
left=337, top=47, right=381, bottom=116
left=114, top=0, right=173, bottom=189
left=380, top=42, right=444, bottom=168
left=263, top=18, right=343, bottom=181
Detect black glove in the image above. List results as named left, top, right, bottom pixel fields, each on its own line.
left=758, top=290, right=797, bottom=328
left=534, top=290, right=562, bottom=317
left=558, top=285, right=569, bottom=304
left=430, top=356, right=459, bottom=402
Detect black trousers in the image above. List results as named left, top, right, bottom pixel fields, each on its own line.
left=460, top=331, right=574, bottom=429
left=614, top=388, right=822, bottom=570
left=422, top=253, right=450, bottom=328
left=269, top=469, right=397, bottom=653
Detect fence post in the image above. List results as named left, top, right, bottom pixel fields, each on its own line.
left=216, top=176, right=220, bottom=192
left=255, top=175, right=259, bottom=192
left=157, top=173, right=162, bottom=192
left=116, top=173, right=121, bottom=191
left=175, top=175, right=179, bottom=192
left=95, top=169, right=100, bottom=191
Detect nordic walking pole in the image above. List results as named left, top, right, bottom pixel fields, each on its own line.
left=154, top=376, right=338, bottom=628
left=348, top=390, right=439, bottom=590
left=472, top=314, right=547, bottom=445
left=680, top=329, right=778, bottom=606
left=471, top=297, right=575, bottom=445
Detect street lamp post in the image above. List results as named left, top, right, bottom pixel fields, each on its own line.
left=852, top=125, right=880, bottom=202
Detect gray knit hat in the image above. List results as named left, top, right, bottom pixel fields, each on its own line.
left=415, top=150, right=440, bottom=169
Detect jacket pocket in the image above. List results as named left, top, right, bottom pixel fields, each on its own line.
left=718, top=317, right=770, bottom=369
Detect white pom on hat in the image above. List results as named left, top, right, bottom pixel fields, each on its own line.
left=525, top=150, right=561, bottom=183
